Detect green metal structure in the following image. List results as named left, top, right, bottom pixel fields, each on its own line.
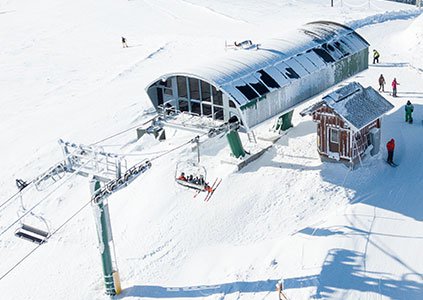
left=90, top=179, right=118, bottom=296
left=226, top=130, right=246, bottom=158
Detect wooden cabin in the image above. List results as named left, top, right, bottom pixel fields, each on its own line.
left=301, top=82, right=394, bottom=165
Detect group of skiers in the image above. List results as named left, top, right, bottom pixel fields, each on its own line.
left=377, top=74, right=399, bottom=97
left=384, top=99, right=414, bottom=166
left=374, top=50, right=417, bottom=166
left=177, top=172, right=213, bottom=192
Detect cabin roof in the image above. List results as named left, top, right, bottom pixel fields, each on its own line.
left=302, top=82, right=394, bottom=130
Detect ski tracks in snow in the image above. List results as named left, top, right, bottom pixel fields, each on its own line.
left=111, top=43, right=169, bottom=81
left=348, top=8, right=422, bottom=30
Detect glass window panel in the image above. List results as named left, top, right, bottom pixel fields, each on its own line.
left=250, top=81, right=269, bottom=96
left=179, top=100, right=189, bottom=112
left=235, top=84, right=259, bottom=100
left=202, top=103, right=212, bottom=116
left=229, top=100, right=236, bottom=108
left=177, top=76, right=187, bottom=98
left=189, top=78, right=200, bottom=100
left=285, top=58, right=309, bottom=77
left=257, top=70, right=280, bottom=88
left=214, top=106, right=224, bottom=120
left=312, top=48, right=335, bottom=63
left=212, top=86, right=223, bottom=106
left=201, top=81, right=211, bottom=102
left=164, top=88, right=173, bottom=95
left=191, top=101, right=201, bottom=115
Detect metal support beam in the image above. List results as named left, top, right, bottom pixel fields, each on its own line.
left=90, top=179, right=119, bottom=296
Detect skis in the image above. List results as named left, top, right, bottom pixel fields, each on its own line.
left=386, top=161, right=398, bottom=167
left=204, top=178, right=222, bottom=202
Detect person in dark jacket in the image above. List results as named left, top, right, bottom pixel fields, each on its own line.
left=405, top=100, right=414, bottom=123
left=378, top=74, right=386, bottom=92
left=386, top=138, right=395, bottom=164
left=121, top=36, right=128, bottom=48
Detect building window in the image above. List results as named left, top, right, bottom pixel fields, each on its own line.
left=179, top=99, right=189, bottom=112
left=250, top=81, right=270, bottom=95
left=257, top=70, right=280, bottom=88
left=177, top=76, right=187, bottom=98
left=191, top=100, right=201, bottom=115
left=235, top=84, right=259, bottom=100
left=189, top=78, right=200, bottom=100
left=201, top=81, right=211, bottom=102
left=212, top=86, right=223, bottom=106
left=330, top=128, right=339, bottom=144
left=202, top=103, right=212, bottom=117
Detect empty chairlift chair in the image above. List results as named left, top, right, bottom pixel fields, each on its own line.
left=15, top=224, right=50, bottom=244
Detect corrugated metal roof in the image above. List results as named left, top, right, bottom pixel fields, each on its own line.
left=147, top=21, right=369, bottom=106
left=305, top=82, right=394, bottom=130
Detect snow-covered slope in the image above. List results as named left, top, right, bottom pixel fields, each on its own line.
left=0, top=0, right=422, bottom=299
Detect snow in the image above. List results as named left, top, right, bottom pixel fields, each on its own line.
left=318, top=82, right=394, bottom=130
left=0, top=0, right=422, bottom=300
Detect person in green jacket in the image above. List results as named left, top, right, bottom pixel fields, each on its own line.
left=405, top=100, right=414, bottom=123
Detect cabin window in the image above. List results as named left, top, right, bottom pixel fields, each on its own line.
left=212, top=86, right=223, bottom=106
left=236, top=84, right=259, bottom=100
left=330, top=128, right=339, bottom=144
left=229, top=100, right=236, bottom=108
left=312, top=48, right=335, bottom=63
left=250, top=81, right=270, bottom=95
left=177, top=76, right=187, bottom=98
left=201, top=81, right=211, bottom=102
left=189, top=78, right=200, bottom=100
left=257, top=70, right=280, bottom=88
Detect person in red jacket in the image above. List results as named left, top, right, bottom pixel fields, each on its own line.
left=392, top=78, right=399, bottom=97
left=386, top=138, right=395, bottom=164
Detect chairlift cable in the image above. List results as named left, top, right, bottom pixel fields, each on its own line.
left=0, top=157, right=95, bottom=239
left=0, top=145, right=95, bottom=212
left=91, top=115, right=158, bottom=146
left=0, top=198, right=92, bottom=282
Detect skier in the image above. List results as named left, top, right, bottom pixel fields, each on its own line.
left=373, top=49, right=380, bottom=64
left=177, top=172, right=187, bottom=181
left=391, top=78, right=399, bottom=97
left=275, top=280, right=288, bottom=300
left=405, top=100, right=414, bottom=123
left=121, top=36, right=128, bottom=48
left=15, top=179, right=28, bottom=191
left=386, top=138, right=395, bottom=165
left=378, top=74, right=385, bottom=92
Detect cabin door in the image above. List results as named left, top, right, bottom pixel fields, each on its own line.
left=327, top=127, right=340, bottom=154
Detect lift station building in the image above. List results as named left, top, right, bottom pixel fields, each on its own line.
left=145, top=21, right=369, bottom=131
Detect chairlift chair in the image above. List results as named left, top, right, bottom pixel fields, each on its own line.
left=15, top=195, right=51, bottom=245
left=175, top=160, right=207, bottom=191
left=15, top=224, right=49, bottom=244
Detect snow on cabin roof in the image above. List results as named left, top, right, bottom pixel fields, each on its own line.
left=302, top=82, right=394, bottom=131
left=147, top=21, right=369, bottom=106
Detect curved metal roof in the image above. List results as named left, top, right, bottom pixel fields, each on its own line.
left=146, top=21, right=369, bottom=106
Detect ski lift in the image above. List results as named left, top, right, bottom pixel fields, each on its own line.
left=15, top=224, right=49, bottom=244
left=174, top=136, right=209, bottom=191
left=175, top=160, right=208, bottom=191
left=14, top=195, right=50, bottom=245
